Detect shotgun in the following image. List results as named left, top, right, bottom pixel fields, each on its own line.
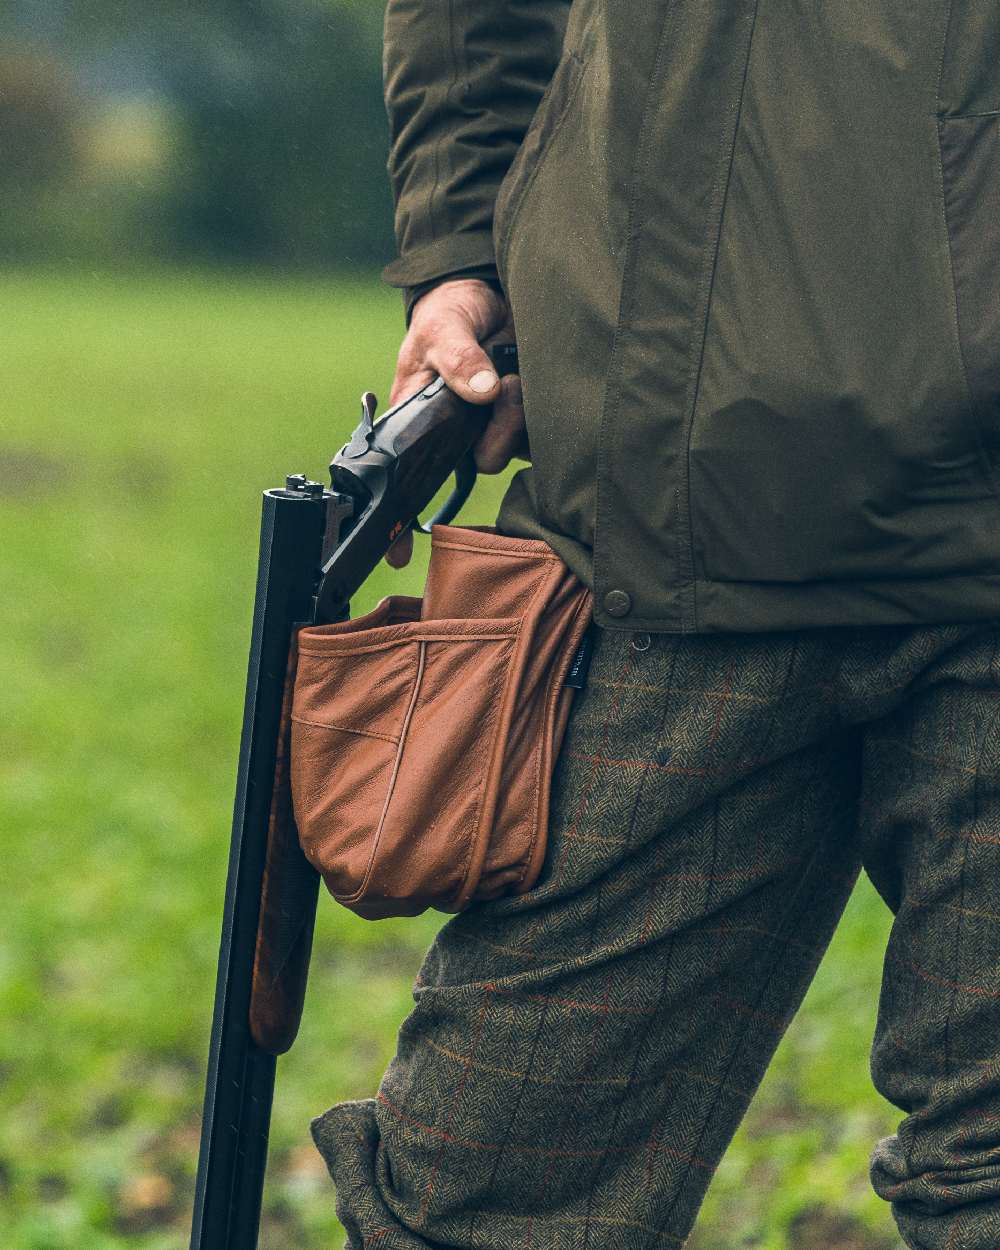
left=189, top=345, right=518, bottom=1250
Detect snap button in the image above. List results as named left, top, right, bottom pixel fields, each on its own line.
left=604, top=589, right=632, bottom=618
left=631, top=632, right=651, bottom=652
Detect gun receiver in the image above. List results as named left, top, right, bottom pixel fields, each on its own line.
left=314, top=375, right=486, bottom=623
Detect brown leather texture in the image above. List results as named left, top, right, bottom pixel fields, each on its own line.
left=290, top=525, right=593, bottom=919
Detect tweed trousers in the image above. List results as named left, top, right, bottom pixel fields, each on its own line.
left=312, top=621, right=1000, bottom=1250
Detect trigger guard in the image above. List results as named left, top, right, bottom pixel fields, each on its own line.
left=412, top=451, right=478, bottom=535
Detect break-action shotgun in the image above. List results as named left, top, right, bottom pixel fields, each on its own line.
left=189, top=345, right=518, bottom=1250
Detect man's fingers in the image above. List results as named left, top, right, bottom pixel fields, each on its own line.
left=474, top=374, right=527, bottom=473
left=425, top=334, right=501, bottom=406
left=384, top=526, right=414, bottom=568
left=379, top=280, right=515, bottom=571
left=388, top=367, right=435, bottom=409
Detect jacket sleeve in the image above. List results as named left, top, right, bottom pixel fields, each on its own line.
left=381, top=0, right=571, bottom=309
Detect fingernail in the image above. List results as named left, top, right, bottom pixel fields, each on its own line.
left=469, top=370, right=498, bottom=394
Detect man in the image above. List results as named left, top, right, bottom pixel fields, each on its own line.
left=311, top=4, right=1000, bottom=1248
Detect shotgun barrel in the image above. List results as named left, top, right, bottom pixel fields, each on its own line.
left=190, top=353, right=515, bottom=1250
left=190, top=481, right=330, bottom=1250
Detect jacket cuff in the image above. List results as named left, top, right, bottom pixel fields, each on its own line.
left=382, top=230, right=498, bottom=291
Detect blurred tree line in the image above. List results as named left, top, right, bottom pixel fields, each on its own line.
left=0, top=0, right=396, bottom=269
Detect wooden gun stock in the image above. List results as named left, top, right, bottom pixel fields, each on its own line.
left=247, top=642, right=319, bottom=1055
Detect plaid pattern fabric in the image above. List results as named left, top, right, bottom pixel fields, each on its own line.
left=312, top=622, right=1000, bottom=1250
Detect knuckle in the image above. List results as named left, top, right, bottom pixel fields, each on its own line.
left=442, top=340, right=483, bottom=377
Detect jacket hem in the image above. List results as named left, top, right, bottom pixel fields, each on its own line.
left=655, top=575, right=1000, bottom=635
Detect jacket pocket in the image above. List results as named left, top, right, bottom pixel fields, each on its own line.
left=493, top=47, right=590, bottom=285
left=939, top=113, right=1000, bottom=435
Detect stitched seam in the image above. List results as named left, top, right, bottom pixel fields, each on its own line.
left=290, top=716, right=399, bottom=745
left=448, top=652, right=517, bottom=908
left=583, top=908, right=680, bottom=1244
left=465, top=994, right=555, bottom=1242
left=644, top=837, right=836, bottom=1250
left=495, top=48, right=587, bottom=280
left=464, top=569, right=557, bottom=903
left=416, top=984, right=495, bottom=1225
left=431, top=538, right=561, bottom=559
left=428, top=0, right=458, bottom=243
left=581, top=640, right=681, bottom=1246
left=679, top=0, right=761, bottom=634
left=298, top=629, right=517, bottom=658
left=934, top=115, right=1000, bottom=495
left=340, top=641, right=426, bottom=905
left=509, top=569, right=578, bottom=890
left=934, top=0, right=956, bottom=111
left=943, top=109, right=1000, bottom=119
left=592, top=2, right=680, bottom=629
left=943, top=667, right=1000, bottom=1071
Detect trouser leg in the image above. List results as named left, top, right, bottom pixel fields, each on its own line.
left=313, top=626, right=864, bottom=1249
left=858, top=622, right=1000, bottom=1250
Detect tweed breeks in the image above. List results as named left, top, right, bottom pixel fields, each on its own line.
left=312, top=622, right=1000, bottom=1250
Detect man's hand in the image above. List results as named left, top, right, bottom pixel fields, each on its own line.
left=385, top=278, right=526, bottom=568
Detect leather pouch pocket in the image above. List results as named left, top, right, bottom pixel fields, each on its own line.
left=290, top=525, right=593, bottom=919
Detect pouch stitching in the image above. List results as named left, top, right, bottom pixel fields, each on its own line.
left=298, top=629, right=518, bottom=658
left=453, top=630, right=528, bottom=909
left=289, top=716, right=400, bottom=746
left=431, top=538, right=561, bottom=560
left=464, top=563, right=562, bottom=904
left=475, top=566, right=560, bottom=895
left=511, top=589, right=592, bottom=893
left=312, top=559, right=585, bottom=911
left=424, top=661, right=510, bottom=909
left=514, top=569, right=578, bottom=889
left=339, top=640, right=428, bottom=906
left=299, top=597, right=422, bottom=637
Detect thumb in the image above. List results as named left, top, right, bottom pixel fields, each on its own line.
left=425, top=330, right=501, bottom=406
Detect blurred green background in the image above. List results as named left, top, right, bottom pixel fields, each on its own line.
left=1, top=4, right=904, bottom=1248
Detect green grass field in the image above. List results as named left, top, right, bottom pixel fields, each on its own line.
left=1, top=270, right=903, bottom=1249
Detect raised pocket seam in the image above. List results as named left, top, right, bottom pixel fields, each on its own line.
left=455, top=561, right=562, bottom=907
left=340, top=640, right=428, bottom=905
left=298, top=627, right=519, bottom=659
left=289, top=716, right=400, bottom=746
left=431, top=537, right=561, bottom=559
left=935, top=112, right=1000, bottom=496
left=495, top=48, right=589, bottom=283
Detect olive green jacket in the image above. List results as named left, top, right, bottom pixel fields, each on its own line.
left=383, top=1, right=1000, bottom=633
